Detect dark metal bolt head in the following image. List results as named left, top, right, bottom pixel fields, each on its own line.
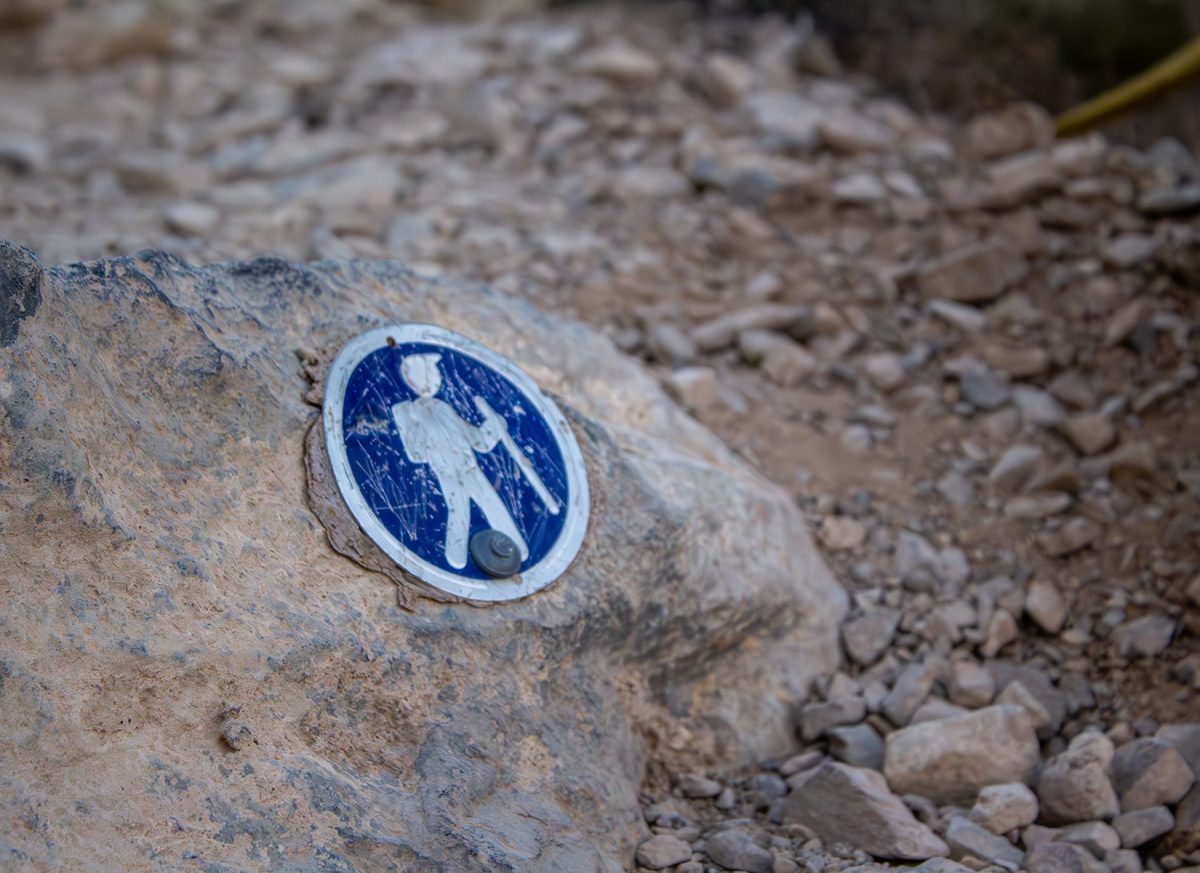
left=469, top=529, right=521, bottom=578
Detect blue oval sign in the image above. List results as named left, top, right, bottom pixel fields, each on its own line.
left=323, top=325, right=589, bottom=601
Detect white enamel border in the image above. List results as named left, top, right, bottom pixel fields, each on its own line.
left=322, top=324, right=590, bottom=602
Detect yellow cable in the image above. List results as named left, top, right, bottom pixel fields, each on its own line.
left=1057, top=35, right=1200, bottom=136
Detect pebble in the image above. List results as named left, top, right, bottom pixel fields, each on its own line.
left=1026, top=841, right=1088, bottom=873
left=1112, top=806, right=1175, bottom=848
left=947, top=661, right=996, bottom=708
left=693, top=53, right=753, bottom=107
left=1025, top=579, right=1068, bottom=634
left=963, top=102, right=1054, bottom=160
left=706, top=829, right=775, bottom=873
left=996, top=680, right=1053, bottom=735
left=647, top=323, right=697, bottom=367
left=988, top=444, right=1045, bottom=494
left=842, top=609, right=901, bottom=666
left=884, top=705, right=1040, bottom=804
left=164, top=201, right=220, bottom=236
left=834, top=172, right=888, bottom=205
left=1102, top=233, right=1159, bottom=269
left=827, top=723, right=885, bottom=771
left=820, top=516, right=867, bottom=551
left=863, top=352, right=907, bottom=392
left=981, top=609, right=1019, bottom=658
left=970, top=783, right=1039, bottom=835
left=945, top=816, right=1025, bottom=867
left=1005, top=492, right=1073, bottom=520
left=637, top=834, right=694, bottom=869
left=1038, top=517, right=1101, bottom=558
left=799, top=695, right=867, bottom=742
left=914, top=239, right=1030, bottom=303
left=882, top=659, right=942, bottom=726
left=1063, top=413, right=1116, bottom=456
left=1111, top=614, right=1177, bottom=659
left=1057, top=821, right=1121, bottom=859
left=574, top=42, right=660, bottom=82
left=959, top=366, right=1012, bottom=410
left=679, top=773, right=723, bottom=798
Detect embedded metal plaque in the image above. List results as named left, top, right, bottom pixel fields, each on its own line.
left=322, top=324, right=589, bottom=601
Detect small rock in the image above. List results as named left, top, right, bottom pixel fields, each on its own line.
left=693, top=53, right=753, bottom=107
left=1057, top=821, right=1120, bottom=858
left=1139, top=184, right=1200, bottom=215
left=1038, top=517, right=1100, bottom=558
left=820, top=516, right=867, bottom=551
left=895, top=530, right=947, bottom=592
left=1005, top=492, right=1073, bottom=520
left=996, top=680, right=1053, bottom=735
left=963, top=103, right=1055, bottom=160
left=1025, top=579, right=1068, bottom=634
left=842, top=610, right=901, bottom=667
left=1104, top=848, right=1141, bottom=873
left=1102, top=233, right=1159, bottom=269
left=884, top=705, right=1040, bottom=804
left=164, top=201, right=220, bottom=237
left=959, top=366, right=1012, bottom=410
left=970, top=783, right=1039, bottom=835
left=1112, top=614, right=1177, bottom=659
left=1158, top=723, right=1200, bottom=774
left=882, top=660, right=942, bottom=727
left=1013, top=386, right=1067, bottom=428
left=782, top=762, right=950, bottom=861
left=821, top=111, right=895, bottom=153
left=748, top=91, right=823, bottom=150
left=1063, top=413, right=1116, bottom=456
left=911, top=699, right=970, bottom=724
left=914, top=239, right=1029, bottom=303
left=828, top=723, right=886, bottom=771
left=692, top=305, right=811, bottom=353
left=1112, top=806, right=1175, bottom=847
left=1037, top=732, right=1121, bottom=825
left=834, top=172, right=888, bottom=205
left=1111, top=738, right=1195, bottom=810
left=945, top=816, right=1025, bottom=867
left=575, top=43, right=660, bottom=82
left=779, top=750, right=824, bottom=777
left=948, top=662, right=996, bottom=709
left=799, top=695, right=867, bottom=742
left=928, top=299, right=987, bottom=332
left=1025, top=841, right=1087, bottom=873
left=679, top=773, right=722, bottom=798
left=646, top=324, right=697, bottom=367
left=863, top=352, right=906, bottom=392
left=937, top=471, right=975, bottom=509
left=988, top=444, right=1045, bottom=494
left=663, top=367, right=720, bottom=413
left=637, top=834, right=693, bottom=869
left=706, top=829, right=774, bottom=873
left=841, top=424, right=873, bottom=453
left=981, top=609, right=1019, bottom=658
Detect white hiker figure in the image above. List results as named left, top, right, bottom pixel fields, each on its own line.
left=391, top=353, right=561, bottom=571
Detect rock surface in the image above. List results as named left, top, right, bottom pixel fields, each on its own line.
left=884, top=705, right=1040, bottom=804
left=0, top=243, right=845, bottom=871
left=782, top=762, right=950, bottom=860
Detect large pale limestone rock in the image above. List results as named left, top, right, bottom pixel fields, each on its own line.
left=0, top=243, right=845, bottom=871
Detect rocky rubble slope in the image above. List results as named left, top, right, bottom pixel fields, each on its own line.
left=1, top=2, right=1199, bottom=873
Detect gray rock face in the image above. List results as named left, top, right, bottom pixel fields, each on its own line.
left=0, top=245, right=846, bottom=871
left=782, top=762, right=950, bottom=860
left=884, top=705, right=1040, bottom=805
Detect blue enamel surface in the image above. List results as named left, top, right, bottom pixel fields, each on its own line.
left=341, top=342, right=569, bottom=580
